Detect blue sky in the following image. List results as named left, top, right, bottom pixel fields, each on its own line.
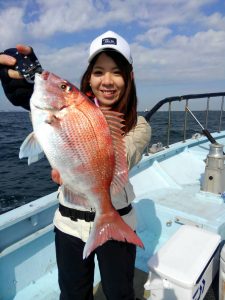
left=0, top=0, right=225, bottom=111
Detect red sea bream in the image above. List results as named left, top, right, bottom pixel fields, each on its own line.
left=19, top=71, right=144, bottom=258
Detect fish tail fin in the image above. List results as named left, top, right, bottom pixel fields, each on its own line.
left=83, top=210, right=144, bottom=259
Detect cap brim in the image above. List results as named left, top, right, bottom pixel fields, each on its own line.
left=88, top=47, right=131, bottom=64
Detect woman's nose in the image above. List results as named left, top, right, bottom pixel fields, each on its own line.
left=102, top=72, right=113, bottom=85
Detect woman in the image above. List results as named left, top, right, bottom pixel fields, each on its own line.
left=0, top=31, right=151, bottom=300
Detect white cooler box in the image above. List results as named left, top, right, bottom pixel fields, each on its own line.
left=145, top=225, right=221, bottom=300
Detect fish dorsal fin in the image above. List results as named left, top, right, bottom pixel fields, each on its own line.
left=19, top=132, right=45, bottom=165
left=101, top=108, right=128, bottom=194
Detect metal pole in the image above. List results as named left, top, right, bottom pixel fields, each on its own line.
left=205, top=97, right=210, bottom=129
left=183, top=100, right=188, bottom=142
left=166, top=102, right=172, bottom=147
left=219, top=96, right=224, bottom=133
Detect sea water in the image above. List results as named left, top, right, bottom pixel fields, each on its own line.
left=0, top=110, right=223, bottom=214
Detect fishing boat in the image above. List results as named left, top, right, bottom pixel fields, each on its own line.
left=1, top=92, right=225, bottom=300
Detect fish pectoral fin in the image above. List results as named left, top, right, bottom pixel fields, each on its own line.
left=19, top=132, right=45, bottom=165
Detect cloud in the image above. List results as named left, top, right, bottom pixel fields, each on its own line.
left=132, top=29, right=225, bottom=83
left=38, top=44, right=89, bottom=84
left=136, top=27, right=172, bottom=46
left=27, top=0, right=135, bottom=38
left=11, top=0, right=204, bottom=39
left=1, top=0, right=222, bottom=41
left=198, top=12, right=225, bottom=30
left=0, top=6, right=25, bottom=48
left=1, top=1, right=224, bottom=86
left=27, top=0, right=95, bottom=38
left=124, top=0, right=216, bottom=27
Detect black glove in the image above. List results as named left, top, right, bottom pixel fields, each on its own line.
left=0, top=47, right=42, bottom=111
left=0, top=71, right=33, bottom=111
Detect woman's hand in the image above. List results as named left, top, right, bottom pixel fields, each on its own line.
left=51, top=169, right=63, bottom=185
left=0, top=44, right=32, bottom=80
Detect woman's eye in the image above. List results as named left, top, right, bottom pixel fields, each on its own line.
left=114, top=70, right=122, bottom=75
left=93, top=71, right=102, bottom=76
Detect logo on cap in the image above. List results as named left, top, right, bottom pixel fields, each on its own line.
left=102, top=38, right=117, bottom=45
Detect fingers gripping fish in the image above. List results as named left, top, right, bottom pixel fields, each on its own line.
left=19, top=71, right=144, bottom=258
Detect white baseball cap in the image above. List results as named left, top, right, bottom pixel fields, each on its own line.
left=88, top=30, right=133, bottom=64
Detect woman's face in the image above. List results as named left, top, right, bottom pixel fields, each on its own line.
left=90, top=52, right=125, bottom=107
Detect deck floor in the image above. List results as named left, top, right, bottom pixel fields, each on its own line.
left=94, top=268, right=149, bottom=300
left=14, top=267, right=149, bottom=300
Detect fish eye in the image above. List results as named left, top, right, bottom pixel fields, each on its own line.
left=60, top=83, right=72, bottom=92
left=60, top=84, right=67, bottom=90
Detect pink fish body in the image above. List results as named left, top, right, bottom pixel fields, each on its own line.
left=19, top=71, right=143, bottom=258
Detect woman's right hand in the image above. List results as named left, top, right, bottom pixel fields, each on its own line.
left=0, top=44, right=32, bottom=80
left=51, top=169, right=63, bottom=185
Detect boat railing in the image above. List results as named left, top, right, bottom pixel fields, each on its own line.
left=144, top=92, right=225, bottom=148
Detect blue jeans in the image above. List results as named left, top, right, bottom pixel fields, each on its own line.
left=54, top=227, right=136, bottom=300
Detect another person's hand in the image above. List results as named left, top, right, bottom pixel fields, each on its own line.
left=0, top=44, right=32, bottom=80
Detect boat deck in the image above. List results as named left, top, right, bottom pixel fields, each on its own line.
left=131, top=132, right=225, bottom=272
left=1, top=131, right=225, bottom=299
left=13, top=266, right=149, bottom=300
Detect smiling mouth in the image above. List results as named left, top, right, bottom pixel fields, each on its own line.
left=101, top=90, right=116, bottom=95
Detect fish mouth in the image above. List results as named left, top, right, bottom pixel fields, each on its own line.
left=41, top=71, right=50, bottom=80
left=33, top=102, right=66, bottom=111
left=33, top=101, right=69, bottom=112
left=33, top=103, right=53, bottom=111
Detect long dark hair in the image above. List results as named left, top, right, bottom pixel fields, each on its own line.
left=80, top=50, right=138, bottom=133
